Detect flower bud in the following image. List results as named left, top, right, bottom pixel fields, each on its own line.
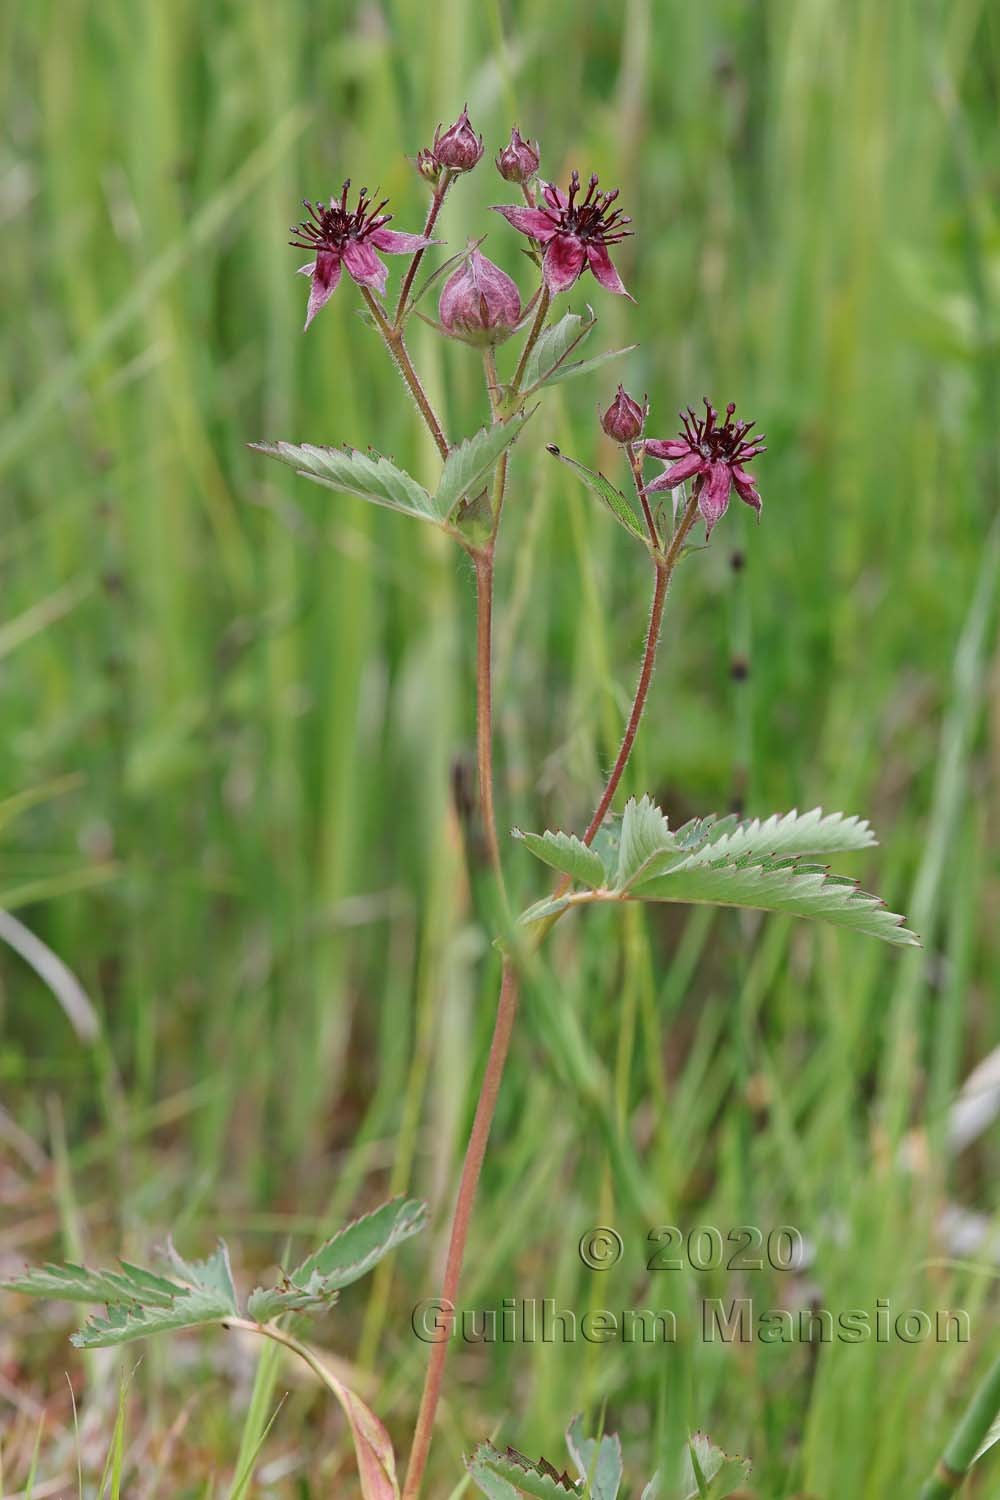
left=601, top=385, right=646, bottom=443
left=414, top=147, right=442, bottom=185
left=495, top=127, right=540, bottom=185
left=432, top=106, right=484, bottom=173
left=439, top=248, right=521, bottom=345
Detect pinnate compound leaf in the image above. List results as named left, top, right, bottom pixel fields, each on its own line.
left=3, top=1241, right=239, bottom=1347
left=513, top=829, right=607, bottom=889
left=519, top=796, right=919, bottom=946
left=469, top=1443, right=581, bottom=1500
left=435, top=410, right=535, bottom=518
left=523, top=310, right=597, bottom=389
left=565, top=1416, right=623, bottom=1500
left=546, top=446, right=647, bottom=542
left=251, top=441, right=441, bottom=523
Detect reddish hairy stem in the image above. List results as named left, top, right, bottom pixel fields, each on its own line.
left=361, top=288, right=449, bottom=460
left=393, top=172, right=452, bottom=329
left=626, top=440, right=660, bottom=548
left=579, top=482, right=702, bottom=849
left=580, top=559, right=668, bottom=846
left=402, top=958, right=520, bottom=1500
left=511, top=285, right=551, bottom=393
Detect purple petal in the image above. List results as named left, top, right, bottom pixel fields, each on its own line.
left=303, top=251, right=342, bottom=330
left=643, top=438, right=691, bottom=460
left=699, top=461, right=734, bottom=535
left=342, top=239, right=389, bottom=295
left=645, top=450, right=707, bottom=492
left=732, top=464, right=762, bottom=515
left=542, top=234, right=586, bottom=295
left=586, top=242, right=634, bottom=300
left=491, top=204, right=558, bottom=241
left=368, top=227, right=437, bottom=254
left=540, top=181, right=569, bottom=212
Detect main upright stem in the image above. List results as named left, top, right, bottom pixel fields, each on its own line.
left=474, top=547, right=505, bottom=887
left=401, top=958, right=520, bottom=1500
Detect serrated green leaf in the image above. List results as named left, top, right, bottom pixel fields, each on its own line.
left=245, top=1282, right=341, bottom=1322
left=546, top=447, right=647, bottom=542
left=251, top=441, right=441, bottom=523
left=289, top=1196, right=427, bottom=1293
left=694, top=806, right=876, bottom=862
left=70, top=1283, right=239, bottom=1348
left=5, top=1242, right=240, bottom=1349
left=672, top=813, right=740, bottom=850
left=246, top=1196, right=425, bottom=1322
left=630, top=852, right=919, bottom=946
left=565, top=1417, right=623, bottom=1500
left=2, top=1260, right=182, bottom=1307
left=513, top=829, right=607, bottom=889
left=538, top=344, right=637, bottom=388
left=468, top=1443, right=581, bottom=1500
left=468, top=1450, right=524, bottom=1500
left=164, top=1238, right=239, bottom=1309
left=522, top=310, right=597, bottom=389
left=614, top=795, right=679, bottom=889
left=435, top=411, right=535, bottom=518
left=680, top=1433, right=751, bottom=1500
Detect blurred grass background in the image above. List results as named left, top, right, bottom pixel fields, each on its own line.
left=2, top=0, right=999, bottom=1494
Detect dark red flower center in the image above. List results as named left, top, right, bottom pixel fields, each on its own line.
left=542, top=171, right=632, bottom=246
left=681, top=399, right=765, bottom=466
left=290, top=181, right=392, bottom=254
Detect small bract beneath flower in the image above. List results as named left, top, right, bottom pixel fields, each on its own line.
left=439, top=249, right=522, bottom=346
left=432, top=106, right=484, bottom=173
left=414, top=147, right=442, bottom=185
left=289, top=181, right=435, bottom=329
left=601, top=386, right=646, bottom=443
left=495, top=127, right=540, bottom=185
left=645, top=399, right=766, bottom=537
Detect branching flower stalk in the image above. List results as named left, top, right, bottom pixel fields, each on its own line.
left=278, top=114, right=769, bottom=1500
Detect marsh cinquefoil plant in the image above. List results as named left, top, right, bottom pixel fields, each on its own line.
left=20, top=107, right=994, bottom=1500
